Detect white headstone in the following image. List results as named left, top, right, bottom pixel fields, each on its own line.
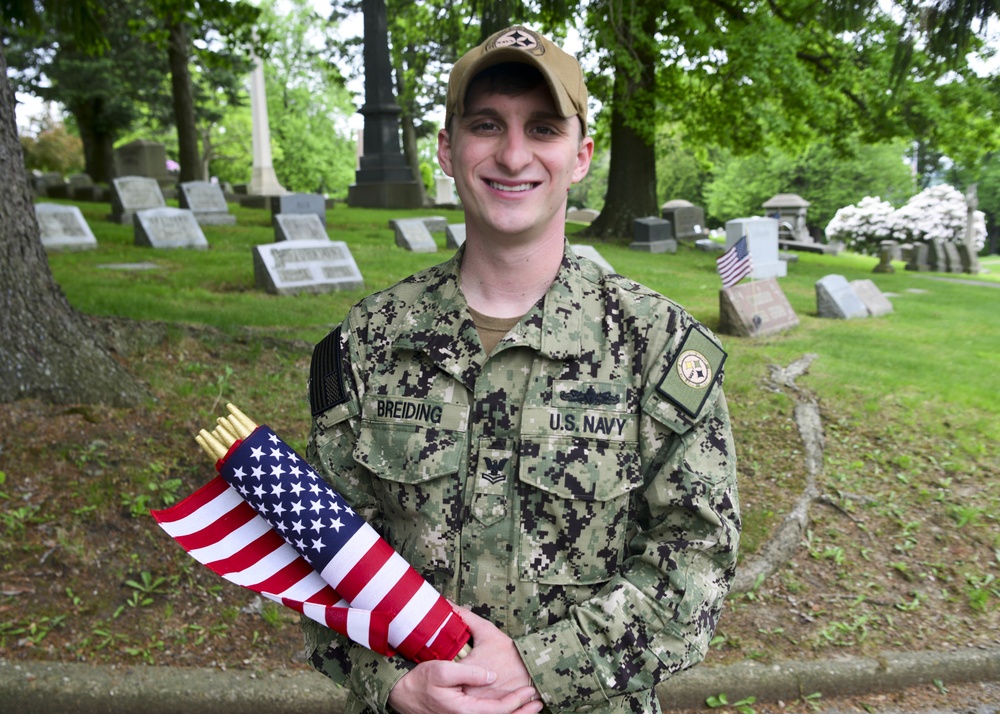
left=110, top=176, right=166, bottom=224
left=178, top=181, right=236, bottom=225
left=253, top=239, right=364, bottom=295
left=725, top=217, right=787, bottom=280
left=274, top=213, right=329, bottom=243
left=134, top=207, right=208, bottom=249
left=571, top=245, right=614, bottom=273
left=435, top=175, right=456, bottom=205
left=35, top=203, right=98, bottom=251
left=816, top=274, right=868, bottom=319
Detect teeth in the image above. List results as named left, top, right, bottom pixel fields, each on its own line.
left=488, top=181, right=534, bottom=192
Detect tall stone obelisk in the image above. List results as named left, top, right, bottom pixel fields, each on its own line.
left=246, top=56, right=287, bottom=198
left=347, top=0, right=422, bottom=208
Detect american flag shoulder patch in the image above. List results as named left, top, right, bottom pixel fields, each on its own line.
left=310, top=326, right=348, bottom=416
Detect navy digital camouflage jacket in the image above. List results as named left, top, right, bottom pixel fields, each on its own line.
left=303, top=244, right=741, bottom=713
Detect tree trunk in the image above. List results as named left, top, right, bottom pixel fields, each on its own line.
left=400, top=115, right=428, bottom=207
left=72, top=98, right=117, bottom=183
left=0, top=48, right=147, bottom=407
left=168, top=19, right=202, bottom=182
left=584, top=66, right=658, bottom=240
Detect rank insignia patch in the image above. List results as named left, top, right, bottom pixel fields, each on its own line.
left=657, top=325, right=727, bottom=418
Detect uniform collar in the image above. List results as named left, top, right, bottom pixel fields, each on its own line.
left=392, top=243, right=585, bottom=390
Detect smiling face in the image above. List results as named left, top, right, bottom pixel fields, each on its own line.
left=438, top=65, right=593, bottom=247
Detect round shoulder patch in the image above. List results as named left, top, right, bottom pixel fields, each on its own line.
left=677, top=350, right=713, bottom=389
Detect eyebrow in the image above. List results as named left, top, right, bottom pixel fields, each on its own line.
left=462, top=106, right=570, bottom=125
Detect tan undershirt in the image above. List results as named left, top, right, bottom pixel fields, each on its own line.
left=467, top=306, right=522, bottom=355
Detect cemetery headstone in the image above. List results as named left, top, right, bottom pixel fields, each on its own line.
left=630, top=216, right=676, bottom=253
left=566, top=207, right=600, bottom=224
left=110, top=176, right=166, bottom=224
left=446, top=223, right=466, bottom=249
left=850, top=279, right=894, bottom=317
left=956, top=243, right=981, bottom=274
left=570, top=245, right=614, bottom=273
left=816, top=274, right=868, bottom=319
left=253, top=239, right=364, bottom=295
left=434, top=176, right=456, bottom=205
left=178, top=181, right=237, bottom=225
left=942, top=241, right=963, bottom=273
left=660, top=199, right=708, bottom=241
left=762, top=193, right=812, bottom=243
left=35, top=203, right=98, bottom=251
left=718, top=277, right=799, bottom=338
left=33, top=172, right=65, bottom=197
left=66, top=173, right=99, bottom=201
left=270, top=192, right=326, bottom=227
left=905, top=242, right=930, bottom=272
left=274, top=213, right=329, bottom=243
left=927, top=239, right=948, bottom=271
left=134, top=207, right=208, bottom=249
left=725, top=217, right=787, bottom=279
left=389, top=217, right=439, bottom=253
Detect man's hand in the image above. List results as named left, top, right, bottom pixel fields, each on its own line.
left=386, top=605, right=543, bottom=714
left=386, top=660, right=540, bottom=714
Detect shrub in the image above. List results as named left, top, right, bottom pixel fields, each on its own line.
left=825, top=185, right=987, bottom=256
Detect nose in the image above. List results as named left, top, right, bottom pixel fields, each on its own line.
left=495, top=128, right=532, bottom=174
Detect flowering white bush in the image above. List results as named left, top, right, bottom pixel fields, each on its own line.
left=825, top=196, right=896, bottom=254
left=825, top=185, right=987, bottom=256
left=888, top=184, right=986, bottom=252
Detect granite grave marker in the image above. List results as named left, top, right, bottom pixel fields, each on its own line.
left=270, top=192, right=326, bottom=227
left=274, top=213, right=329, bottom=243
left=134, top=207, right=208, bottom=249
left=179, top=181, right=236, bottom=225
left=630, top=216, right=676, bottom=253
left=110, top=176, right=166, bottom=224
left=35, top=203, right=98, bottom=251
left=816, top=274, right=868, bottom=319
left=718, top=277, right=799, bottom=338
left=850, top=279, right=894, bottom=317
left=253, top=239, right=364, bottom=295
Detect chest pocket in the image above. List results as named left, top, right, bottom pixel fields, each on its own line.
left=517, top=400, right=641, bottom=585
left=354, top=395, right=468, bottom=578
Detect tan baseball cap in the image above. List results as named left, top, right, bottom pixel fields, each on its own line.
left=445, top=25, right=588, bottom=134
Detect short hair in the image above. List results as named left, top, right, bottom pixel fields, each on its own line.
left=447, top=62, right=586, bottom=137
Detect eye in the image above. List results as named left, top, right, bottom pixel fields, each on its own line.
left=470, top=120, right=501, bottom=134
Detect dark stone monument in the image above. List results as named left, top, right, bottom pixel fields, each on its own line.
left=630, top=217, right=676, bottom=253
left=253, top=240, right=364, bottom=295
left=956, top=243, right=981, bottom=274
left=718, top=278, right=799, bottom=338
left=347, top=0, right=422, bottom=208
left=660, top=199, right=708, bottom=241
left=115, top=139, right=174, bottom=190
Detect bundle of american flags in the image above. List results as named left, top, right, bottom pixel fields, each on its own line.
left=151, top=403, right=471, bottom=663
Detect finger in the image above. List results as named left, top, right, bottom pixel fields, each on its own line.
left=427, top=660, right=497, bottom=689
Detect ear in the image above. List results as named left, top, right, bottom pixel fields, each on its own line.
left=571, top=135, right=594, bottom=184
left=437, top=128, right=454, bottom=177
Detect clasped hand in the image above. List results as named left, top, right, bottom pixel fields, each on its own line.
left=386, top=605, right=544, bottom=714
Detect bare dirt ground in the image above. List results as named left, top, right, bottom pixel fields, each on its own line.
left=2, top=320, right=998, bottom=712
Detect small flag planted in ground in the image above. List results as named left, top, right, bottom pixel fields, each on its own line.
left=152, top=403, right=471, bottom=663
left=716, top=235, right=753, bottom=289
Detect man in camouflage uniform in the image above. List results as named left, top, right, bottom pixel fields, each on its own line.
left=304, top=25, right=740, bottom=714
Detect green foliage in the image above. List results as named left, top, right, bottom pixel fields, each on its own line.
left=19, top=118, right=84, bottom=175
left=704, top=139, right=916, bottom=230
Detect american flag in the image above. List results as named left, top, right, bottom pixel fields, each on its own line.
left=716, top=235, right=753, bottom=289
left=152, top=425, right=470, bottom=663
